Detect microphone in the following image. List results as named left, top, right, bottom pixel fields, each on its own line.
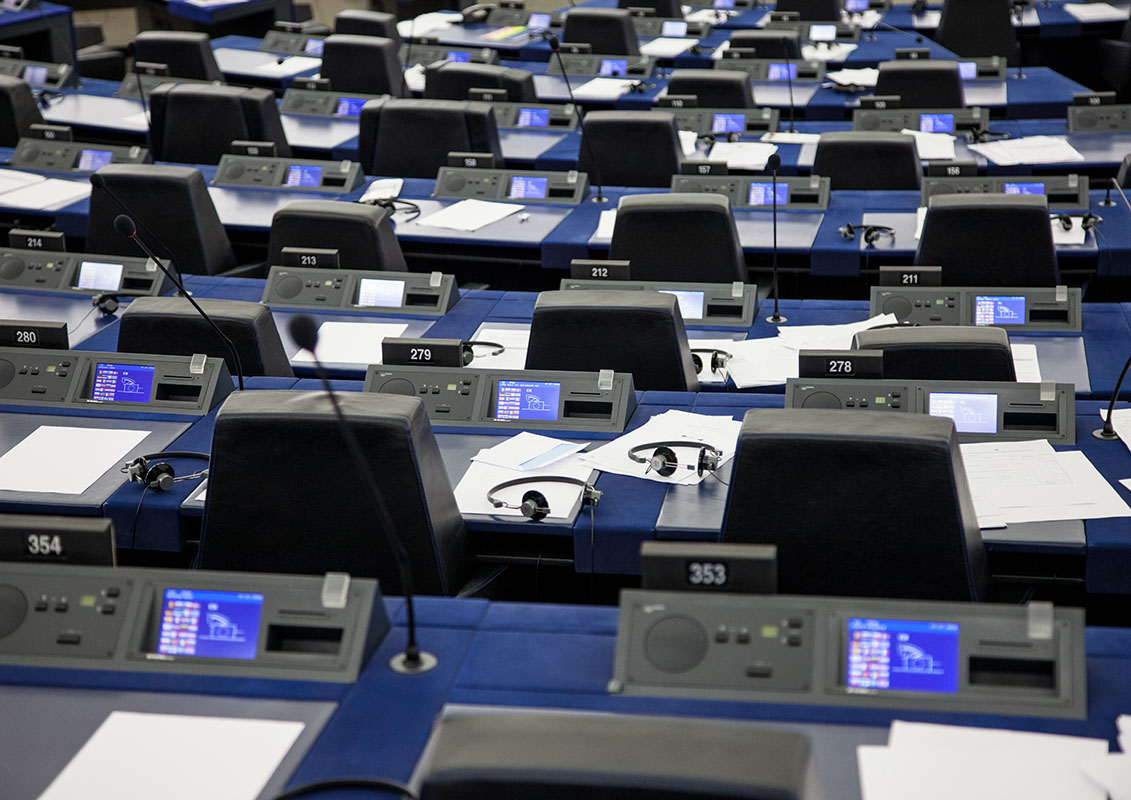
left=781, top=40, right=796, bottom=134
left=1100, top=181, right=1116, bottom=208
left=548, top=33, right=606, bottom=203
left=288, top=315, right=436, bottom=675
left=765, top=152, right=786, bottom=324
left=867, top=20, right=925, bottom=45
left=1093, top=179, right=1131, bottom=441
left=112, top=212, right=245, bottom=391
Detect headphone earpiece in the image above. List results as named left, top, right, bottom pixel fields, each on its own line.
left=519, top=490, right=550, bottom=521
left=838, top=223, right=856, bottom=241
left=1054, top=214, right=1073, bottom=231
left=93, top=293, right=119, bottom=315
left=461, top=343, right=475, bottom=366
left=126, top=456, right=175, bottom=491
left=648, top=446, right=679, bottom=477
left=485, top=476, right=601, bottom=522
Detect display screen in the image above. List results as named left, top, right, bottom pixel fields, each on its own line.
left=76, top=260, right=123, bottom=291
left=494, top=380, right=561, bottom=421
left=661, top=20, right=688, bottom=37
left=767, top=62, right=798, bottom=81
left=284, top=165, right=323, bottom=187
left=1003, top=182, right=1045, bottom=196
left=334, top=97, right=367, bottom=117
left=527, top=12, right=551, bottom=29
left=928, top=392, right=998, bottom=434
left=958, top=61, right=978, bottom=80
left=91, top=362, right=156, bottom=403
left=809, top=24, right=837, bottom=42
left=156, top=588, right=264, bottom=660
left=747, top=182, right=790, bottom=206
left=846, top=618, right=960, bottom=694
left=356, top=278, right=405, bottom=308
left=974, top=294, right=1026, bottom=326
left=303, top=38, right=324, bottom=56
left=445, top=50, right=472, bottom=62
left=712, top=113, right=746, bottom=134
left=714, top=0, right=735, bottom=8
left=660, top=289, right=705, bottom=320
left=516, top=107, right=550, bottom=128
left=508, top=176, right=549, bottom=199
left=21, top=65, right=48, bottom=85
left=599, top=59, right=628, bottom=76
left=919, top=113, right=955, bottom=134
left=845, top=0, right=869, bottom=10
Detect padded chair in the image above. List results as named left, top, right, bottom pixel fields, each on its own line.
left=617, top=0, right=681, bottom=18
left=721, top=409, right=988, bottom=601
left=359, top=98, right=502, bottom=178
left=580, top=110, right=683, bottom=187
left=334, top=9, right=402, bottom=46
left=525, top=290, right=699, bottom=392
left=320, top=34, right=403, bottom=96
left=424, top=62, right=537, bottom=102
left=148, top=83, right=291, bottom=165
left=851, top=326, right=1017, bottom=382
left=812, top=132, right=921, bottom=190
left=199, top=391, right=475, bottom=596
left=916, top=194, right=1059, bottom=286
left=1119, top=154, right=1131, bottom=188
left=118, top=297, right=293, bottom=378
left=728, top=29, right=803, bottom=59
left=0, top=75, right=43, bottom=146
left=87, top=164, right=238, bottom=276
left=935, top=0, right=1017, bottom=61
left=266, top=200, right=407, bottom=271
left=75, top=24, right=126, bottom=81
left=609, top=193, right=747, bottom=283
left=132, top=31, right=223, bottom=81
left=875, top=60, right=965, bottom=109
left=666, top=69, right=754, bottom=109
left=773, top=0, right=840, bottom=20
left=1098, top=38, right=1131, bottom=103
left=562, top=8, right=640, bottom=56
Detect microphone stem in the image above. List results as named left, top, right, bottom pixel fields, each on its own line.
left=552, top=40, right=605, bottom=202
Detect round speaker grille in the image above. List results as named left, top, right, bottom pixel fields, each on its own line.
left=643, top=615, right=709, bottom=673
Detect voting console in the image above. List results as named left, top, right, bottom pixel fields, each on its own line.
left=9, top=139, right=149, bottom=173
left=611, top=591, right=1086, bottom=719
left=869, top=286, right=1082, bottom=331
left=262, top=267, right=459, bottom=316
left=0, top=56, right=72, bottom=88
left=280, top=88, right=386, bottom=118
left=668, top=107, right=780, bottom=135
left=0, top=248, right=173, bottom=297
left=212, top=155, right=366, bottom=193
left=669, top=174, right=830, bottom=210
left=920, top=176, right=1091, bottom=212
left=853, top=107, right=989, bottom=137
left=0, top=564, right=388, bottom=683
left=558, top=279, right=757, bottom=327
left=719, top=58, right=825, bottom=82
left=434, top=168, right=590, bottom=205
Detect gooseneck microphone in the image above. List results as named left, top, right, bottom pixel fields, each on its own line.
left=782, top=40, right=796, bottom=134
left=1093, top=179, right=1131, bottom=441
left=868, top=20, right=925, bottom=46
left=112, top=213, right=245, bottom=391
left=89, top=172, right=186, bottom=289
left=765, top=153, right=786, bottom=324
left=289, top=315, right=435, bottom=675
left=548, top=33, right=606, bottom=203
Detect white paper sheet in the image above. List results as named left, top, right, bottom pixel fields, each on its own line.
left=1063, top=3, right=1129, bottom=23
left=0, top=169, right=46, bottom=195
left=415, top=199, right=523, bottom=232
left=0, top=178, right=91, bottom=211
left=591, top=207, right=618, bottom=241
left=360, top=178, right=403, bottom=203
left=472, top=432, right=589, bottom=471
left=290, top=321, right=408, bottom=365
left=899, top=128, right=956, bottom=161
left=1121, top=714, right=1131, bottom=753
left=572, top=77, right=637, bottom=100
left=685, top=7, right=737, bottom=24
left=397, top=11, right=460, bottom=38
left=760, top=131, right=822, bottom=144
left=640, top=37, right=697, bottom=57
left=254, top=55, right=321, bottom=77
left=37, top=711, right=305, bottom=800
left=913, top=205, right=928, bottom=240
left=678, top=129, right=700, bottom=157
left=454, top=455, right=595, bottom=519
left=468, top=323, right=530, bottom=370
left=403, top=63, right=426, bottom=92
left=1010, top=342, right=1042, bottom=383
left=706, top=141, right=778, bottom=170
left=801, top=42, right=858, bottom=62
left=1108, top=409, right=1131, bottom=457
left=183, top=0, right=236, bottom=6
left=912, top=10, right=942, bottom=28
left=1051, top=216, right=1088, bottom=246
left=968, top=136, right=1085, bottom=167
left=0, top=426, right=149, bottom=494
left=826, top=67, right=878, bottom=87
left=888, top=720, right=1109, bottom=761
left=121, top=111, right=150, bottom=128
left=1082, top=754, right=1131, bottom=800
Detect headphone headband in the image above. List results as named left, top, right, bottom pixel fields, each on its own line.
left=485, top=475, right=601, bottom=522
left=627, top=441, right=723, bottom=477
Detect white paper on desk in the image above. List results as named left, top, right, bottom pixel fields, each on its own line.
left=290, top=321, right=407, bottom=365
left=678, top=129, right=700, bottom=157
left=255, top=55, right=321, bottom=77
left=416, top=199, right=523, bottom=232
left=640, top=37, right=697, bottom=57
left=848, top=9, right=883, bottom=29
left=572, top=77, right=637, bottom=100
left=397, top=11, right=459, bottom=38
left=913, top=205, right=927, bottom=240
left=760, top=131, right=822, bottom=145
left=454, top=455, right=594, bottom=519
left=1064, top=3, right=1129, bottom=23
left=1109, top=409, right=1131, bottom=457
left=801, top=42, right=858, bottom=62
left=825, top=67, right=878, bottom=87
left=968, top=136, right=1085, bottom=167
left=0, top=178, right=90, bottom=211
left=472, top=432, right=589, bottom=471
left=594, top=208, right=617, bottom=240
left=773, top=313, right=897, bottom=351
left=37, top=711, right=305, bottom=800
left=1082, top=754, right=1131, bottom=800
left=685, top=7, right=737, bottom=24
left=724, top=337, right=799, bottom=388
left=1051, top=216, right=1088, bottom=246
left=888, top=720, right=1109, bottom=761
left=0, top=169, right=46, bottom=194
left=1121, top=714, right=1131, bottom=753
left=360, top=178, right=403, bottom=203
left=0, top=426, right=148, bottom=495
left=403, top=63, right=426, bottom=92
left=121, top=111, right=150, bottom=128
left=1010, top=342, right=1042, bottom=383
left=468, top=323, right=530, bottom=370
left=911, top=9, right=941, bottom=27
left=899, top=128, right=956, bottom=161
left=707, top=141, right=778, bottom=170
left=183, top=0, right=236, bottom=6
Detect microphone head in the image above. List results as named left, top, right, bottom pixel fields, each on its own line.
left=89, top=173, right=104, bottom=188
left=546, top=33, right=560, bottom=52
left=289, top=315, right=320, bottom=352
left=112, top=214, right=136, bottom=238
left=767, top=154, right=782, bottom=171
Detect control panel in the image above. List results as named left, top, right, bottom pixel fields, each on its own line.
left=280, top=88, right=386, bottom=118
left=611, top=590, right=1086, bottom=720
left=483, top=6, right=558, bottom=27
left=0, top=247, right=172, bottom=297
left=1067, top=103, right=1131, bottom=132
left=853, top=107, right=989, bottom=136
left=668, top=107, right=779, bottom=135
left=961, top=56, right=1006, bottom=80
left=0, top=564, right=388, bottom=683
left=0, top=56, right=73, bottom=88
left=869, top=286, right=1082, bottom=331
left=212, top=155, right=366, bottom=193
left=492, top=101, right=578, bottom=130
left=545, top=53, right=655, bottom=77
left=631, top=17, right=710, bottom=38
left=557, top=279, right=757, bottom=328
left=434, top=167, right=590, bottom=204
left=363, top=367, right=637, bottom=433
left=784, top=379, right=1075, bottom=444
left=404, top=44, right=500, bottom=66
left=920, top=175, right=1090, bottom=211
left=765, top=20, right=860, bottom=42
left=114, top=73, right=217, bottom=99
left=718, top=58, right=825, bottom=82
left=259, top=30, right=326, bottom=56
left=0, top=348, right=233, bottom=416
left=262, top=267, right=459, bottom=316
left=10, top=138, right=149, bottom=173
left=669, top=174, right=830, bottom=210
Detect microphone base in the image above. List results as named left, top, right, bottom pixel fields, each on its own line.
left=765, top=313, right=788, bottom=325
left=1010, top=71, right=1027, bottom=80
left=1099, top=200, right=1117, bottom=207
left=589, top=195, right=611, bottom=204
left=390, top=649, right=438, bottom=674
left=1093, top=428, right=1122, bottom=441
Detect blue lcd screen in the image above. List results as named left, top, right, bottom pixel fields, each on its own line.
left=1003, top=182, right=1045, bottom=196
left=748, top=182, right=789, bottom=206
left=516, top=107, right=551, bottom=128
left=845, top=0, right=868, bottom=10
left=928, top=392, right=998, bottom=434
left=767, top=63, right=798, bottom=81
left=303, top=38, right=324, bottom=56
left=919, top=113, right=955, bottom=134
left=712, top=113, right=746, bottom=133
left=334, top=97, right=367, bottom=117
left=958, top=61, right=978, bottom=80
left=157, top=589, right=264, bottom=661
left=528, top=12, right=551, bottom=29
left=91, top=362, right=155, bottom=403
left=494, top=380, right=561, bottom=421
left=661, top=20, right=688, bottom=37
left=77, top=149, right=114, bottom=171
left=599, top=59, right=628, bottom=76
left=21, top=65, right=47, bottom=84
left=974, top=295, right=1026, bottom=326
left=445, top=50, right=472, bottom=62
left=285, top=165, right=322, bottom=187
left=846, top=618, right=960, bottom=694
left=508, top=176, right=549, bottom=199
left=714, top=0, right=735, bottom=8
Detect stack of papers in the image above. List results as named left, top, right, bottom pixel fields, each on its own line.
left=581, top=410, right=741, bottom=485
left=706, top=141, right=779, bottom=170
left=1051, top=215, right=1088, bottom=246
left=0, top=178, right=90, bottom=211
left=1080, top=716, right=1131, bottom=799
left=801, top=42, right=859, bottom=62
left=678, top=129, right=701, bottom=158
left=290, top=321, right=407, bottom=366
left=968, top=136, right=1085, bottom=166
left=472, top=432, right=588, bottom=471
left=415, top=199, right=523, bottom=232
left=825, top=67, right=878, bottom=87
left=760, top=131, right=822, bottom=145
left=360, top=178, right=403, bottom=203
left=396, top=11, right=459, bottom=38
left=899, top=127, right=957, bottom=161
left=912, top=9, right=942, bottom=28
left=1063, top=3, right=1130, bottom=23
left=847, top=9, right=883, bottom=29
left=684, top=7, right=738, bottom=24
left=640, top=37, right=697, bottom=58
left=572, top=77, right=638, bottom=100
left=1010, top=342, right=1042, bottom=383
left=403, top=63, right=426, bottom=92
left=959, top=439, right=1131, bottom=529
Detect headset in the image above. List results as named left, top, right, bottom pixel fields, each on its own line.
left=690, top=348, right=732, bottom=375
left=1053, top=213, right=1104, bottom=232
left=122, top=451, right=210, bottom=492
left=486, top=476, right=602, bottom=521
left=461, top=340, right=506, bottom=365
left=627, top=441, right=722, bottom=478
left=92, top=289, right=151, bottom=315
left=838, top=223, right=895, bottom=245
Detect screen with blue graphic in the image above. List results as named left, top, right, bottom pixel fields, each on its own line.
left=21, top=65, right=47, bottom=84
left=91, top=363, right=155, bottom=403
left=303, top=38, right=324, bottom=55
left=767, top=63, right=798, bottom=81
left=1003, top=182, right=1045, bottom=196
left=747, top=182, right=789, bottom=206
left=846, top=618, right=960, bottom=694
left=285, top=165, right=322, bottom=187
left=974, top=295, right=1026, bottom=326
left=714, top=0, right=735, bottom=8
left=157, top=589, right=264, bottom=660
left=516, top=107, right=550, bottom=127
left=528, top=13, right=551, bottom=29
left=599, top=59, right=628, bottom=76
left=919, top=113, right=955, bottom=134
left=712, top=113, right=746, bottom=134
left=77, top=149, right=114, bottom=171
left=928, top=392, right=998, bottom=434
left=661, top=20, right=688, bottom=36
left=508, top=176, right=549, bottom=199
left=494, top=380, right=561, bottom=421
left=445, top=50, right=472, bottom=62
left=334, top=97, right=367, bottom=117
left=809, top=24, right=837, bottom=42
left=958, top=61, right=977, bottom=80
left=845, top=0, right=868, bottom=10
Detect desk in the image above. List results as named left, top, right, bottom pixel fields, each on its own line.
left=0, top=1, right=74, bottom=67
left=135, top=0, right=295, bottom=39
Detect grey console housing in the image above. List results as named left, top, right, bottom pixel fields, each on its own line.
left=545, top=53, right=655, bottom=77
left=0, top=56, right=72, bottom=88
left=669, top=174, right=830, bottom=209
left=212, top=155, right=366, bottom=193
left=558, top=279, right=757, bottom=327
left=280, top=88, right=386, bottom=117
left=10, top=138, right=149, bottom=172
left=668, top=107, right=780, bottom=135
left=719, top=58, right=825, bottom=82
left=870, top=286, right=1082, bottom=331
left=262, top=266, right=459, bottom=316
left=434, top=167, right=589, bottom=205
left=920, top=175, right=1090, bottom=211
left=853, top=107, right=989, bottom=135
left=0, top=248, right=172, bottom=297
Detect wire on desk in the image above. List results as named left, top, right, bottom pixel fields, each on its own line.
left=128, top=484, right=149, bottom=551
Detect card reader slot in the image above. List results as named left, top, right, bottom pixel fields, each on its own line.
left=704, top=303, right=743, bottom=319
left=548, top=187, right=576, bottom=198
left=1001, top=411, right=1057, bottom=432
left=155, top=383, right=202, bottom=402
left=322, top=175, right=347, bottom=187
left=266, top=624, right=343, bottom=654
left=1027, top=308, right=1069, bottom=323
left=563, top=399, right=613, bottom=419
left=968, top=656, right=1056, bottom=690
left=120, top=277, right=154, bottom=291
left=404, top=291, right=440, bottom=307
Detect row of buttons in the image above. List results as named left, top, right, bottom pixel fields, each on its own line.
left=912, top=299, right=956, bottom=308
left=18, top=360, right=71, bottom=376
